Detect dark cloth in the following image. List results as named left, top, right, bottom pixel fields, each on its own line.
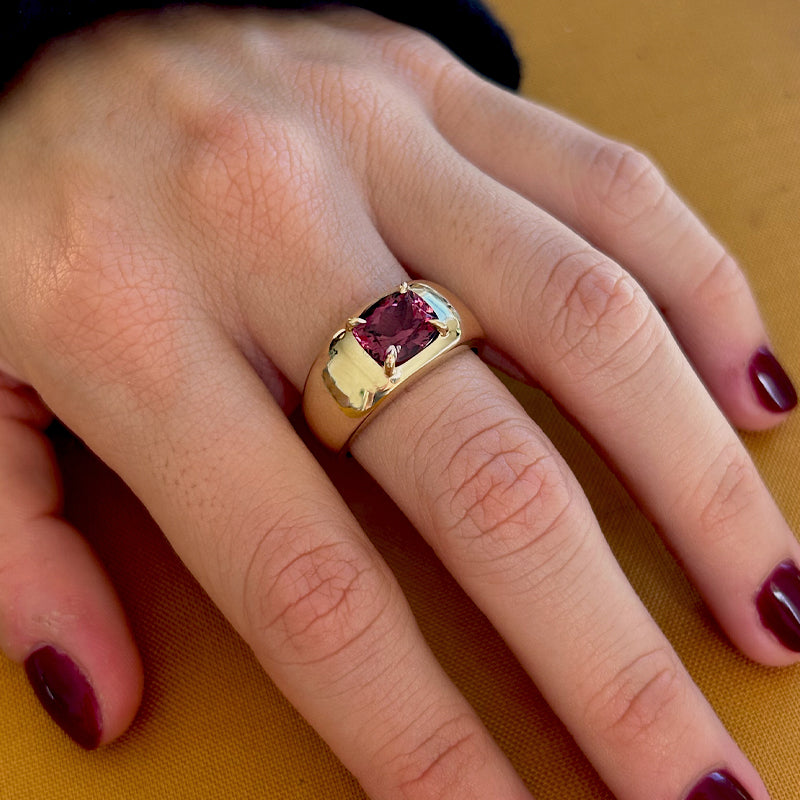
left=1, top=0, right=520, bottom=92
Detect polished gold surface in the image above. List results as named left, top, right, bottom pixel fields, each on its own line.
left=303, top=281, right=484, bottom=451
left=430, top=319, right=449, bottom=336
left=345, top=316, right=366, bottom=332
left=383, top=345, right=398, bottom=377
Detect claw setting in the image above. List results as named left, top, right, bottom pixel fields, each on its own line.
left=350, top=285, right=445, bottom=371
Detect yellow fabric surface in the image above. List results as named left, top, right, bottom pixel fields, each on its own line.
left=2, top=1, right=799, bottom=798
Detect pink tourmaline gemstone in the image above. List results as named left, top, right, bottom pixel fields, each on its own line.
left=352, top=290, right=439, bottom=366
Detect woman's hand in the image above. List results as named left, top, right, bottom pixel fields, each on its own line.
left=0, top=8, right=797, bottom=799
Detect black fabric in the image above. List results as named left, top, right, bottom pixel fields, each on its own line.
left=1, top=0, right=520, bottom=92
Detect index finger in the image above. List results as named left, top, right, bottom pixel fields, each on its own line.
left=33, top=305, right=534, bottom=800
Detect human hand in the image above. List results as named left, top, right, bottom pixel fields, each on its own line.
left=0, top=8, right=797, bottom=800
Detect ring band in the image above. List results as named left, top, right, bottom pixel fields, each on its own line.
left=303, top=280, right=483, bottom=452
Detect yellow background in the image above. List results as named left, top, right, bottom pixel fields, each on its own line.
left=2, top=1, right=799, bottom=798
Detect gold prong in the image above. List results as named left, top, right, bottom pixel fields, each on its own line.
left=345, top=317, right=366, bottom=332
left=399, top=282, right=409, bottom=294
left=384, top=345, right=399, bottom=377
left=430, top=319, right=449, bottom=337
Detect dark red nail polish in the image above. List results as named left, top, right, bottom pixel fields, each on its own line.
left=24, top=646, right=102, bottom=749
left=748, top=347, right=797, bottom=413
left=686, top=770, right=754, bottom=800
left=757, top=560, right=800, bottom=652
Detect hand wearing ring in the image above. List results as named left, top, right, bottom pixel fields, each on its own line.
left=304, top=281, right=483, bottom=451
left=0, top=8, right=797, bottom=800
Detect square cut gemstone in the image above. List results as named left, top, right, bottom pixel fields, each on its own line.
left=352, top=289, right=439, bottom=367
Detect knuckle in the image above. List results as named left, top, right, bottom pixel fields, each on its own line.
left=543, top=253, right=660, bottom=376
left=174, top=103, right=326, bottom=252
left=341, top=21, right=469, bottom=128
left=693, top=251, right=748, bottom=309
left=293, top=35, right=451, bottom=167
left=25, top=191, right=115, bottom=336
left=384, top=714, right=487, bottom=800
left=579, top=141, right=668, bottom=229
left=442, top=415, right=578, bottom=577
left=27, top=190, right=185, bottom=395
left=304, top=61, right=406, bottom=159
left=692, top=443, right=761, bottom=543
left=585, top=647, right=686, bottom=748
left=249, top=537, right=392, bottom=667
left=373, top=23, right=456, bottom=90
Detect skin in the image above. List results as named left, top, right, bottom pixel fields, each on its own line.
left=0, top=7, right=796, bottom=799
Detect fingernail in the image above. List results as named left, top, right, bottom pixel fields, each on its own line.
left=24, top=645, right=102, bottom=749
left=686, top=770, right=754, bottom=800
left=748, top=347, right=797, bottom=413
left=756, top=560, right=800, bottom=652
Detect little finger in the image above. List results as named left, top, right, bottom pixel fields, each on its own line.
left=427, top=65, right=796, bottom=427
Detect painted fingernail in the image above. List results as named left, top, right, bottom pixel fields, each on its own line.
left=748, top=347, right=797, bottom=413
left=686, top=770, right=754, bottom=800
left=756, top=560, right=800, bottom=652
left=24, top=645, right=102, bottom=749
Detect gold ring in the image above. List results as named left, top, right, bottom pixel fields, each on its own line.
left=303, top=280, right=483, bottom=452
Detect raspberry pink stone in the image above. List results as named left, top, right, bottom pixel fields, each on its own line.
left=352, top=289, right=439, bottom=367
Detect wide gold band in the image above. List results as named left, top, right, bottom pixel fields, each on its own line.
left=302, top=281, right=483, bottom=452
